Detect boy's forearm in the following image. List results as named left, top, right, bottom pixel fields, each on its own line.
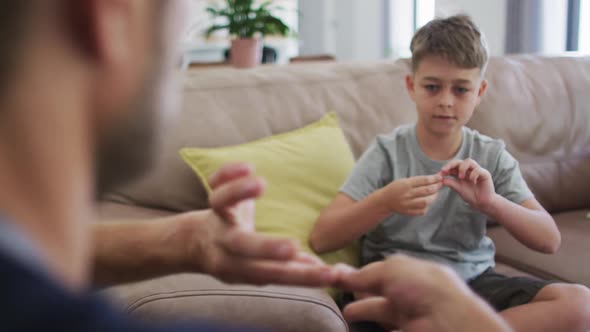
left=482, top=194, right=560, bottom=254
left=311, top=191, right=392, bottom=254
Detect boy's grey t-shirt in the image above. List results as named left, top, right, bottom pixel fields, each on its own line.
left=341, top=124, right=533, bottom=281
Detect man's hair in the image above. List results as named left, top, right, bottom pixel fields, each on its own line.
left=0, top=1, right=35, bottom=94
left=410, top=14, right=488, bottom=73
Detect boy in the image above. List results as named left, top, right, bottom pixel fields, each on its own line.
left=311, top=15, right=590, bottom=331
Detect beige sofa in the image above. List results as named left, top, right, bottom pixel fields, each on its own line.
left=100, top=54, right=590, bottom=332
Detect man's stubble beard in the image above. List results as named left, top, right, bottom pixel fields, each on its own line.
left=94, top=65, right=163, bottom=198
left=95, top=1, right=184, bottom=198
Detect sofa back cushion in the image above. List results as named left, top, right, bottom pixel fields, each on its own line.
left=106, top=55, right=590, bottom=214
left=467, top=55, right=590, bottom=212
left=106, top=61, right=416, bottom=211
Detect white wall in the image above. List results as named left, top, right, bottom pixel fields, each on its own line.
left=435, top=0, right=508, bottom=56
left=299, top=0, right=386, bottom=61
left=298, top=0, right=336, bottom=55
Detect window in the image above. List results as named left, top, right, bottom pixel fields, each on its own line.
left=415, top=0, right=436, bottom=30
left=579, top=0, right=590, bottom=52
left=387, top=0, right=436, bottom=58
left=567, top=0, right=590, bottom=52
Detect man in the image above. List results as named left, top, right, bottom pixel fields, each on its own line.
left=0, top=0, right=509, bottom=331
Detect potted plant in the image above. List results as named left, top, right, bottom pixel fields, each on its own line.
left=205, top=0, right=291, bottom=68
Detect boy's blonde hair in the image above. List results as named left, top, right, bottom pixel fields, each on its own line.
left=410, top=14, right=488, bottom=74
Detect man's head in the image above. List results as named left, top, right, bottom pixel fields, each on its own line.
left=0, top=0, right=182, bottom=197
left=406, top=15, right=488, bottom=138
left=86, top=0, right=183, bottom=196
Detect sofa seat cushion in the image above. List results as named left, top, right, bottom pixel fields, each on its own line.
left=104, top=273, right=347, bottom=332
left=488, top=209, right=590, bottom=286
left=98, top=204, right=348, bottom=332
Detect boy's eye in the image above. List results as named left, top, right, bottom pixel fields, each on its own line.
left=454, top=87, right=469, bottom=94
left=424, top=85, right=439, bottom=92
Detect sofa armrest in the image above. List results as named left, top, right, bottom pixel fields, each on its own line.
left=102, top=273, right=347, bottom=332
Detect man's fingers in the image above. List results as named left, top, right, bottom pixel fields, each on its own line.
left=221, top=230, right=298, bottom=260
left=330, top=263, right=359, bottom=289
left=294, top=252, right=326, bottom=266
left=337, top=261, right=387, bottom=294
left=342, top=296, right=395, bottom=326
left=209, top=176, right=266, bottom=219
left=208, top=163, right=254, bottom=189
left=219, top=259, right=338, bottom=287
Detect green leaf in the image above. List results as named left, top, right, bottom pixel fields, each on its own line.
left=203, top=0, right=293, bottom=38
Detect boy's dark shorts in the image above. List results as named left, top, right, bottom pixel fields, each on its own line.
left=468, top=268, right=558, bottom=311
left=337, top=268, right=557, bottom=331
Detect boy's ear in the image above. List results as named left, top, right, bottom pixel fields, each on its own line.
left=405, top=74, right=416, bottom=101
left=475, top=79, right=488, bottom=105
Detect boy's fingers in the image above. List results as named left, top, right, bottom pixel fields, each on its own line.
left=458, top=162, right=472, bottom=179
left=408, top=194, right=437, bottom=210
left=410, top=182, right=442, bottom=198
left=469, top=169, right=481, bottom=184
left=442, top=177, right=462, bottom=192
left=410, top=174, right=442, bottom=188
left=405, top=208, right=428, bottom=216
left=458, top=159, right=479, bottom=179
left=208, top=163, right=254, bottom=189
left=447, top=168, right=459, bottom=177
left=441, top=159, right=463, bottom=173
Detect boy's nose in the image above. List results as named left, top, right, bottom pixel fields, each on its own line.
left=438, top=90, right=454, bottom=108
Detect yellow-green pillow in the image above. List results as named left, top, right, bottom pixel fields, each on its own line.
left=179, top=112, right=359, bottom=269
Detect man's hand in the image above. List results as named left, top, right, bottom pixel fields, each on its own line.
left=174, top=163, right=338, bottom=286
left=375, top=174, right=442, bottom=216
left=440, top=159, right=496, bottom=211
left=334, top=256, right=511, bottom=332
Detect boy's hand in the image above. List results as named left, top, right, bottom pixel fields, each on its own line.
left=376, top=174, right=442, bottom=216
left=440, top=159, right=496, bottom=211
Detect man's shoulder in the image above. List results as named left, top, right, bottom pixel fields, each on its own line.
left=0, top=252, right=131, bottom=330
left=0, top=252, right=254, bottom=332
